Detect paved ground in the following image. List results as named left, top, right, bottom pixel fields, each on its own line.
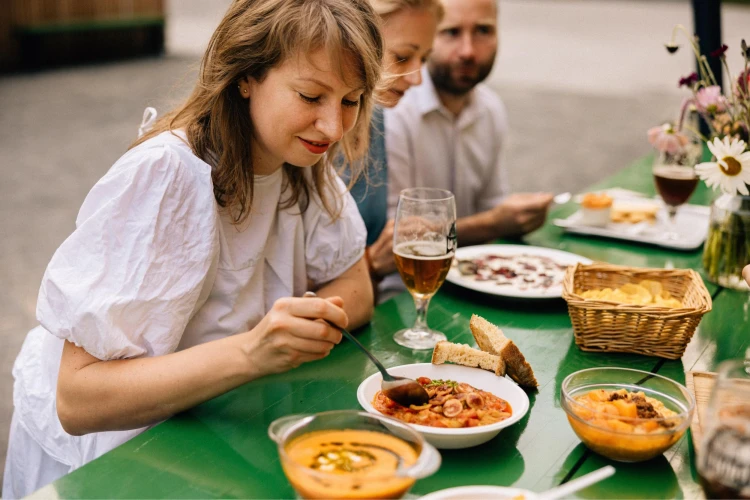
left=2, top=0, right=749, bottom=487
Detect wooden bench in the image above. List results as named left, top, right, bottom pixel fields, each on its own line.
left=15, top=15, right=165, bottom=69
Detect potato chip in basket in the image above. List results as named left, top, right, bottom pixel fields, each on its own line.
left=578, top=281, right=682, bottom=308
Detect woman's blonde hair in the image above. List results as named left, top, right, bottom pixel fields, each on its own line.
left=368, top=0, right=443, bottom=107
left=133, top=0, right=384, bottom=224
left=369, top=0, right=444, bottom=21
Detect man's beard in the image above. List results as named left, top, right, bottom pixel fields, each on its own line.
left=429, top=58, right=495, bottom=96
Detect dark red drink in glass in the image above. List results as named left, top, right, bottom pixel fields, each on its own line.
left=653, top=165, right=699, bottom=207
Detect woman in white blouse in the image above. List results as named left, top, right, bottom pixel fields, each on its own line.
left=2, top=0, right=383, bottom=497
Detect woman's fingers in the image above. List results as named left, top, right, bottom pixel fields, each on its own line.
left=275, top=297, right=348, bottom=329
left=325, top=296, right=344, bottom=308
left=283, top=332, right=338, bottom=355
left=257, top=296, right=350, bottom=372
left=268, top=314, right=343, bottom=346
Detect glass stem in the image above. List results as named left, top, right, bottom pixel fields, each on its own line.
left=412, top=295, right=431, bottom=333
left=666, top=206, right=679, bottom=239
left=667, top=206, right=678, bottom=223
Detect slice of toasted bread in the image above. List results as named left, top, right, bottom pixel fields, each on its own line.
left=431, top=341, right=506, bottom=376
left=469, top=314, right=539, bottom=389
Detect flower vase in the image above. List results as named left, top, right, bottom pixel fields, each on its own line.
left=702, top=194, right=750, bottom=291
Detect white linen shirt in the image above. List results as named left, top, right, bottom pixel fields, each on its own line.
left=9, top=131, right=366, bottom=478
left=384, top=67, right=510, bottom=219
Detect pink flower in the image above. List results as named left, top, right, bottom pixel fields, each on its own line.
left=647, top=123, right=690, bottom=154
left=695, top=86, right=727, bottom=114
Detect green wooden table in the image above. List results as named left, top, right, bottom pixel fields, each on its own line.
left=44, top=154, right=745, bottom=499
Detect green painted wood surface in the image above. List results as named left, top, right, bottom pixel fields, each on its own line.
left=47, top=152, right=743, bottom=498
left=49, top=287, right=666, bottom=499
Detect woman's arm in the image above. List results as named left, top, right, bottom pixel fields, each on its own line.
left=56, top=297, right=347, bottom=436
left=314, top=256, right=374, bottom=330
left=57, top=336, right=249, bottom=435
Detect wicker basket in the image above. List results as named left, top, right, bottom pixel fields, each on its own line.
left=561, top=263, right=712, bottom=359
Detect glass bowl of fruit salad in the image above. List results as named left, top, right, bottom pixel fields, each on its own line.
left=561, top=367, right=694, bottom=462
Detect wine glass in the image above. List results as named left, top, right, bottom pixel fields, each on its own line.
left=697, top=359, right=750, bottom=499
left=392, top=188, right=456, bottom=350
left=652, top=143, right=701, bottom=240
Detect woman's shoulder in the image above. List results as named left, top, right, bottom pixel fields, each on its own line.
left=121, top=130, right=213, bottom=180
left=77, top=131, right=216, bottom=225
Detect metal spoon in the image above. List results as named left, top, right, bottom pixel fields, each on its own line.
left=536, top=465, right=615, bottom=500
left=303, top=292, right=430, bottom=407
left=553, top=191, right=572, bottom=205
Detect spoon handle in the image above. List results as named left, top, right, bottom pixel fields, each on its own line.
left=336, top=324, right=394, bottom=381
left=537, top=465, right=615, bottom=500
left=553, top=191, right=572, bottom=205
left=303, top=292, right=393, bottom=381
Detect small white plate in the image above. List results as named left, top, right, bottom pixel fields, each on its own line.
left=420, top=485, right=538, bottom=500
left=357, top=363, right=530, bottom=449
left=554, top=195, right=710, bottom=250
left=446, top=244, right=592, bottom=299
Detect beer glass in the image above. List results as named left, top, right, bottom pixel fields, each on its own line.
left=392, top=188, right=456, bottom=350
left=652, top=142, right=701, bottom=240
left=698, top=359, right=750, bottom=499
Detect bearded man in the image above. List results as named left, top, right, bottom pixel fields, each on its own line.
left=384, top=0, right=553, bottom=245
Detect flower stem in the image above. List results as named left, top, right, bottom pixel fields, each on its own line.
left=721, top=57, right=739, bottom=123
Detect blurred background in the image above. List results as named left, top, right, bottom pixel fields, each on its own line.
left=1, top=0, right=749, bottom=485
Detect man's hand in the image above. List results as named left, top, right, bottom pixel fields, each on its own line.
left=367, top=220, right=396, bottom=278
left=743, top=264, right=750, bottom=287
left=492, top=192, right=554, bottom=237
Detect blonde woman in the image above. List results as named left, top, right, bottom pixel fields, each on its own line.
left=2, top=1, right=383, bottom=497
left=345, top=0, right=443, bottom=299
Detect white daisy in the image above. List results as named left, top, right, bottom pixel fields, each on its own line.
left=695, top=136, right=750, bottom=195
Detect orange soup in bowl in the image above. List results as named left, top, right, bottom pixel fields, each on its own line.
left=282, top=429, right=418, bottom=499
left=567, top=388, right=686, bottom=462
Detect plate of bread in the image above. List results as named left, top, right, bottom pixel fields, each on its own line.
left=553, top=191, right=709, bottom=250
left=358, top=315, right=535, bottom=449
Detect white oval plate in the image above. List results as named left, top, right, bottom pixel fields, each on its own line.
left=357, top=363, right=529, bottom=449
left=421, top=485, right=538, bottom=500
left=446, top=244, right=592, bottom=299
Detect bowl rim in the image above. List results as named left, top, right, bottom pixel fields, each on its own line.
left=420, top=484, right=538, bottom=500
left=357, top=362, right=530, bottom=436
left=561, top=367, right=695, bottom=435
left=271, top=409, right=429, bottom=482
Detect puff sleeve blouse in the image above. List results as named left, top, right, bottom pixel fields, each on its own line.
left=11, top=130, right=366, bottom=469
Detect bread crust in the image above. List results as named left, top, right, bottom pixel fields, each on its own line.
left=431, top=341, right=506, bottom=376
left=469, top=314, right=539, bottom=389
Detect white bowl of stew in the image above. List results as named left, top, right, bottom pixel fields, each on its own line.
left=357, top=363, right=530, bottom=449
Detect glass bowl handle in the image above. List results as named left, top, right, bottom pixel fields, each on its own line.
left=267, top=414, right=311, bottom=444
left=402, top=442, right=441, bottom=479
